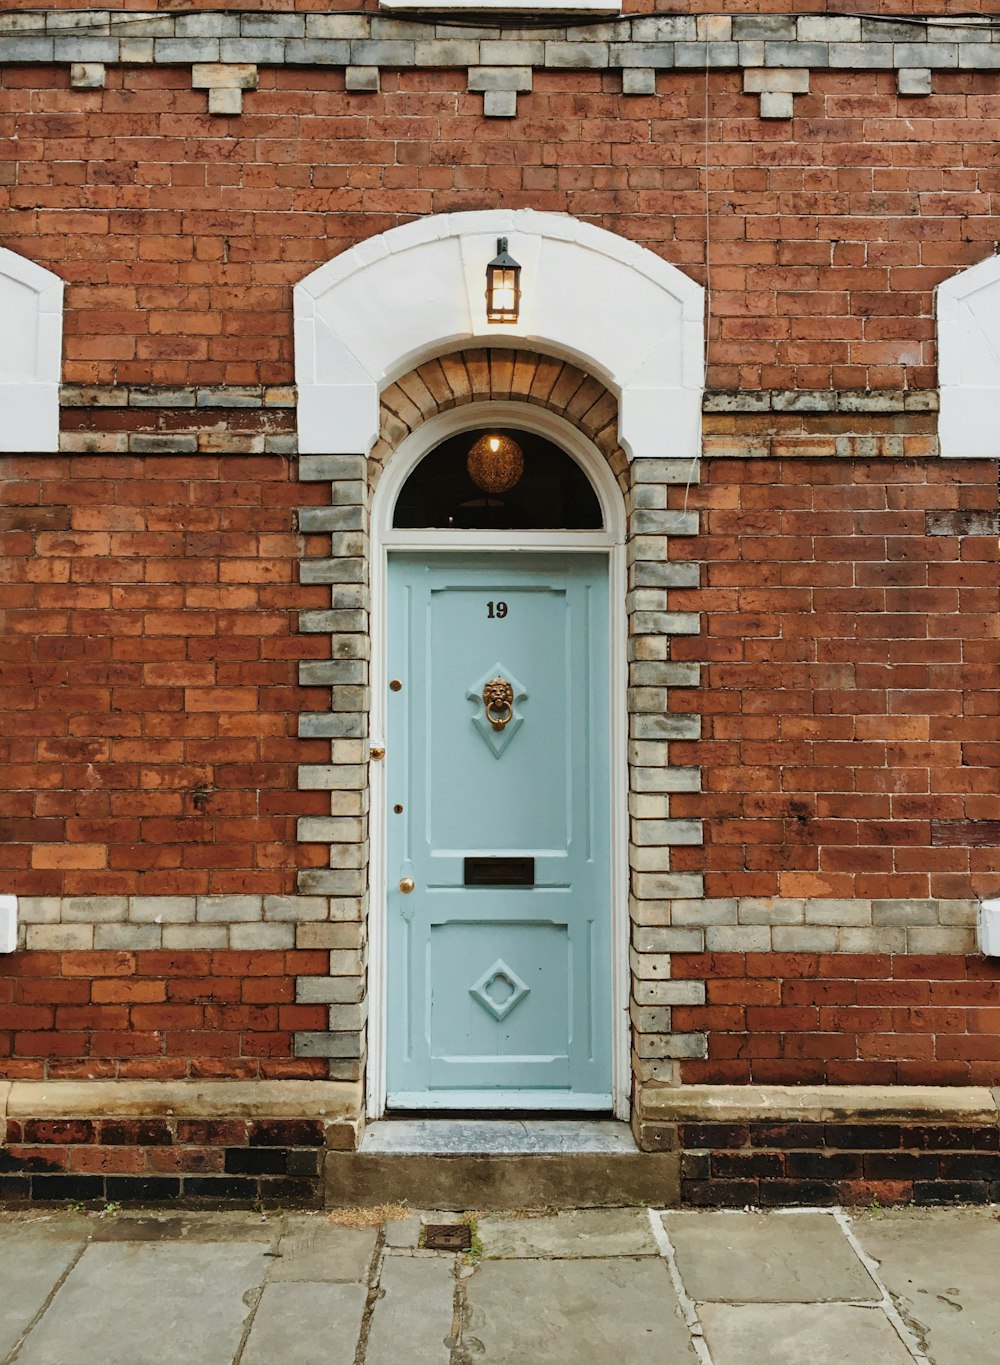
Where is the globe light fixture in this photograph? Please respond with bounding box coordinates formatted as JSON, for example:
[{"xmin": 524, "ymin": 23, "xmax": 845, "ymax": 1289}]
[
  {"xmin": 467, "ymin": 433, "xmax": 524, "ymax": 495},
  {"xmin": 486, "ymin": 238, "xmax": 521, "ymax": 324}
]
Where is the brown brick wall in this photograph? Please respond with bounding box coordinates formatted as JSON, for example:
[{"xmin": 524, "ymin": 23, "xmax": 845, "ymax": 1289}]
[
  {"xmin": 673, "ymin": 952, "xmax": 1000, "ymax": 1086},
  {"xmin": 1, "ymin": 65, "xmax": 998, "ymax": 393},
  {"xmin": 668, "ymin": 456, "xmax": 1000, "ymax": 902},
  {"xmin": 0, "ymin": 948, "xmax": 329, "ymax": 1080},
  {"xmin": 0, "ymin": 452, "xmax": 331, "ymax": 897}
]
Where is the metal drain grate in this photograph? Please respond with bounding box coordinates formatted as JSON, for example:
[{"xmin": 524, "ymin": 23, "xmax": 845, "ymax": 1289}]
[{"xmin": 423, "ymin": 1223, "xmax": 472, "ymax": 1251}]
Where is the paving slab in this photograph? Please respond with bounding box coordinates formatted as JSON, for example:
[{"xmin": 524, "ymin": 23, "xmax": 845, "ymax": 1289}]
[
  {"xmin": 477, "ymin": 1208, "xmax": 657, "ymax": 1259},
  {"xmin": 850, "ymin": 1208, "xmax": 1000, "ymax": 1365},
  {"xmin": 241, "ymin": 1282, "xmax": 367, "ymax": 1365},
  {"xmin": 272, "ymin": 1216, "xmax": 375, "ymax": 1282},
  {"xmin": 364, "ymin": 1253, "xmax": 456, "ymax": 1364},
  {"xmin": 662, "ymin": 1210, "xmax": 879, "ymax": 1302},
  {"xmin": 89, "ymin": 1211, "xmax": 276, "ymax": 1243},
  {"xmin": 0, "ymin": 1222, "xmax": 88, "ymax": 1360},
  {"xmin": 699, "ymin": 1302, "xmax": 915, "ymax": 1365},
  {"xmin": 464, "ymin": 1258, "xmax": 697, "ymax": 1364},
  {"xmin": 13, "ymin": 1241, "xmax": 269, "ymax": 1365}
]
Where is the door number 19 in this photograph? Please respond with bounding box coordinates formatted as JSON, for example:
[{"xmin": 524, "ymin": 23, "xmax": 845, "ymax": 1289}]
[{"xmin": 486, "ymin": 600, "xmax": 508, "ymax": 619}]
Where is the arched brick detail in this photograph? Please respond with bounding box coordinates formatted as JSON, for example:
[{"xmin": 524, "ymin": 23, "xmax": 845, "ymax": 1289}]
[{"xmin": 370, "ymin": 348, "xmax": 630, "ymax": 498}]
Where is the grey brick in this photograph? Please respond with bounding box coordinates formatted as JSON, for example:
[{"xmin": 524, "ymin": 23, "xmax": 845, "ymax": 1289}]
[
  {"xmin": 760, "ymin": 92, "xmax": 795, "ymax": 119},
  {"xmin": 612, "ymin": 41, "xmax": 674, "ymax": 68},
  {"xmin": 152, "ymin": 38, "xmax": 221, "ymax": 61},
  {"xmin": 861, "ymin": 19, "xmax": 916, "ymax": 42},
  {"xmin": 771, "ymin": 926, "xmax": 842, "ymax": 952},
  {"xmin": 798, "ymin": 17, "xmax": 861, "ymax": 43},
  {"xmin": 632, "ymin": 819, "xmax": 703, "ymax": 847},
  {"xmin": 0, "ymin": 37, "xmax": 54, "ymax": 60},
  {"xmin": 671, "ymin": 899, "xmax": 738, "ymax": 926},
  {"xmin": 622, "ymin": 67, "xmax": 656, "ymax": 95},
  {"xmin": 345, "ymin": 66, "xmax": 379, "ymax": 92},
  {"xmin": 297, "ymin": 976, "xmax": 365, "ymax": 1004},
  {"xmin": 732, "ymin": 15, "xmax": 796, "ymax": 41},
  {"xmin": 63, "ymin": 896, "xmax": 128, "ymax": 923},
  {"xmin": 305, "ymin": 15, "xmax": 370, "ymax": 39},
  {"xmin": 896, "ymin": 42, "xmax": 957, "ymax": 68},
  {"xmin": 635, "ymin": 979, "xmax": 705, "ymax": 1006},
  {"xmin": 483, "ymin": 90, "xmax": 517, "ymax": 118},
  {"xmin": 350, "ymin": 40, "xmax": 414, "ymax": 64},
  {"xmin": 283, "ymin": 39, "xmax": 351, "ymax": 65},
  {"xmin": 94, "ymin": 925, "xmax": 162, "ymax": 950},
  {"xmin": 230, "ymin": 923, "xmax": 296, "ymax": 950},
  {"xmin": 468, "ymin": 65, "xmax": 531, "ymax": 91},
  {"xmin": 295, "ymin": 1033, "xmax": 363, "ymax": 1059},
  {"xmin": 803, "ymin": 898, "xmax": 872, "ymax": 927},
  {"xmin": 632, "ymin": 872, "xmax": 703, "ymax": 900},
  {"xmin": 263, "ymin": 895, "xmax": 330, "ymax": 922},
  {"xmin": 631, "ymin": 1004, "xmax": 671, "ymax": 1033},
  {"xmin": 634, "ymin": 17, "xmax": 696, "ymax": 42},
  {"xmin": 300, "ymin": 558, "xmax": 366, "ymax": 584},
  {"xmin": 737, "ymin": 898, "xmax": 804, "ymax": 925},
  {"xmin": 297, "ymin": 870, "xmax": 367, "ymax": 896},
  {"xmin": 959, "ymin": 45, "xmax": 1000, "ymax": 70},
  {"xmin": 839, "ymin": 928, "xmax": 906, "ymax": 954},
  {"xmin": 704, "ymin": 926, "xmax": 770, "ymax": 952},
  {"xmin": 633, "ymin": 926, "xmax": 704, "ymax": 953},
  {"xmin": 630, "ymin": 714, "xmax": 701, "ymax": 742},
  {"xmin": 219, "ymin": 38, "xmax": 286, "ymax": 64},
  {"xmin": 543, "ymin": 42, "xmax": 609, "ymax": 68},
  {"xmin": 764, "ymin": 41, "xmax": 829, "ymax": 66},
  {"xmin": 480, "ymin": 40, "xmax": 543, "ymax": 64},
  {"xmin": 196, "ymin": 894, "xmax": 263, "ymax": 923},
  {"xmin": 872, "ymin": 898, "xmax": 941, "ymax": 926},
  {"xmin": 906, "ymin": 927, "xmax": 976, "ymax": 954},
  {"xmin": 54, "ymin": 38, "xmax": 117, "ymax": 62},
  {"xmin": 241, "ymin": 15, "xmax": 305, "ymax": 38},
  {"xmin": 162, "ymin": 925, "xmax": 228, "ymax": 950},
  {"xmin": 17, "ymin": 898, "xmax": 61, "ymax": 924},
  {"xmin": 298, "ymin": 506, "xmax": 366, "ymax": 533},
  {"xmin": 26, "ymin": 925, "xmax": 94, "ymax": 951},
  {"xmin": 630, "ymin": 766, "xmax": 701, "ymax": 794},
  {"xmin": 830, "ymin": 43, "xmax": 895, "ymax": 69},
  {"xmin": 413, "ymin": 40, "xmax": 480, "ymax": 65},
  {"xmin": 176, "ymin": 14, "xmax": 239, "ymax": 37},
  {"xmin": 298, "ymin": 660, "xmax": 366, "ymax": 686},
  {"xmin": 635, "ymin": 1033, "xmax": 706, "ymax": 1060}
]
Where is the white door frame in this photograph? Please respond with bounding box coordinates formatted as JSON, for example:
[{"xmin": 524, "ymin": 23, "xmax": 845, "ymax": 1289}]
[{"xmin": 366, "ymin": 402, "xmax": 630, "ymax": 1120}]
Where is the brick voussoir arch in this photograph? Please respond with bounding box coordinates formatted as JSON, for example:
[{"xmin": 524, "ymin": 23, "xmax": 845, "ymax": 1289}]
[{"xmin": 371, "ymin": 348, "xmax": 630, "ymax": 496}]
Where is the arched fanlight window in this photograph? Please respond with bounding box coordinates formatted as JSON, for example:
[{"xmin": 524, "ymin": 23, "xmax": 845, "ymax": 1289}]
[{"xmin": 392, "ymin": 427, "xmax": 604, "ymax": 530}]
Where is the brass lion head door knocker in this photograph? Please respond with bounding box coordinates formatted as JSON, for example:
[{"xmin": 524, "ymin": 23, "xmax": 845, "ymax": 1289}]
[
  {"xmin": 482, "ymin": 677, "xmax": 514, "ymax": 732},
  {"xmin": 467, "ymin": 664, "xmax": 527, "ymax": 757}
]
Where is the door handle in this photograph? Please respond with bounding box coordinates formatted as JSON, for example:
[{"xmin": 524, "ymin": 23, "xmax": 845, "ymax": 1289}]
[{"xmin": 399, "ymin": 877, "xmax": 415, "ymax": 894}]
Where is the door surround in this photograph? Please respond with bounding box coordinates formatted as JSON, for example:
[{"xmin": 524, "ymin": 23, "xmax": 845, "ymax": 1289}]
[{"xmin": 367, "ymin": 401, "xmax": 629, "ymax": 1119}]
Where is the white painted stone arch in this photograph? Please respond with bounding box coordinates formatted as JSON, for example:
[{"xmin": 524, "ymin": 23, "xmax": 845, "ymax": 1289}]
[
  {"xmin": 938, "ymin": 252, "xmax": 1000, "ymax": 458},
  {"xmin": 0, "ymin": 248, "xmax": 64, "ymax": 453},
  {"xmin": 294, "ymin": 210, "xmax": 704, "ymax": 461}
]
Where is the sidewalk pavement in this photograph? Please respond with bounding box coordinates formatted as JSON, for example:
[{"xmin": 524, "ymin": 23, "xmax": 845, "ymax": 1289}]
[{"xmin": 1, "ymin": 1203, "xmax": 998, "ymax": 1365}]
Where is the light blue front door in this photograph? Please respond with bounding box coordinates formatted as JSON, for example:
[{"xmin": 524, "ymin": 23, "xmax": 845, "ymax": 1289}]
[{"xmin": 385, "ymin": 552, "xmax": 612, "ymax": 1108}]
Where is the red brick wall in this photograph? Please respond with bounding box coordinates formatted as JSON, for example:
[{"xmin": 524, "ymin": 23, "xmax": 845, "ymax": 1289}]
[
  {"xmin": 0, "ymin": 453, "xmax": 331, "ymax": 898},
  {"xmin": 668, "ymin": 457, "xmax": 1000, "ymax": 903},
  {"xmin": 0, "ymin": 948, "xmax": 329, "ymax": 1080},
  {"xmin": 2, "ymin": 66, "xmax": 998, "ymax": 394},
  {"xmin": 674, "ymin": 952, "xmax": 1000, "ymax": 1086}
]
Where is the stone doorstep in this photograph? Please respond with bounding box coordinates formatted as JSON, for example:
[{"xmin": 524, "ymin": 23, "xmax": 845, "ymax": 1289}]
[{"xmin": 638, "ymin": 1084, "xmax": 1000, "ymax": 1126}]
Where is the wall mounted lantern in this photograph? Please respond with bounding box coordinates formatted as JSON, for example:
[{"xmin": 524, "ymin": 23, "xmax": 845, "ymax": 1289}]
[{"xmin": 486, "ymin": 238, "xmax": 521, "ymax": 324}]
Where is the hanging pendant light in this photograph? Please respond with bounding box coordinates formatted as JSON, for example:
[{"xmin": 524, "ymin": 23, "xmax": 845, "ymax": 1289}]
[{"xmin": 467, "ymin": 432, "xmax": 524, "ymax": 495}]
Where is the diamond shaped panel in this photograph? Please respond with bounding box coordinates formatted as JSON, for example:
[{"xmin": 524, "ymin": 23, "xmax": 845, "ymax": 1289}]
[
  {"xmin": 467, "ymin": 663, "xmax": 528, "ymax": 758},
  {"xmin": 469, "ymin": 958, "xmax": 530, "ymax": 1022}
]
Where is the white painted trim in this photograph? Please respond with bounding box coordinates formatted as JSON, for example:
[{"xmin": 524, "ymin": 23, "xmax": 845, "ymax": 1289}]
[
  {"xmin": 937, "ymin": 252, "xmax": 1000, "ymax": 457},
  {"xmin": 367, "ymin": 403, "xmax": 629, "ymax": 1120},
  {"xmin": 294, "ymin": 210, "xmax": 704, "ymax": 461},
  {"xmin": 0, "ymin": 248, "xmax": 64, "ymax": 453}
]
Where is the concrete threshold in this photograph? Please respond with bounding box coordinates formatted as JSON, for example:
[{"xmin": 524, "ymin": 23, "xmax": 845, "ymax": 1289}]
[{"xmin": 326, "ymin": 1118, "xmax": 679, "ymax": 1209}]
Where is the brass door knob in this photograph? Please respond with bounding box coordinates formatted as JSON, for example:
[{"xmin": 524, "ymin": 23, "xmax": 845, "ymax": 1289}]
[{"xmin": 399, "ymin": 877, "xmax": 415, "ymax": 894}]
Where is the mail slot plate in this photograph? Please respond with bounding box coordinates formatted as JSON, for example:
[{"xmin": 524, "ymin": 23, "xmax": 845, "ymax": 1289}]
[{"xmin": 463, "ymin": 856, "xmax": 535, "ymax": 887}]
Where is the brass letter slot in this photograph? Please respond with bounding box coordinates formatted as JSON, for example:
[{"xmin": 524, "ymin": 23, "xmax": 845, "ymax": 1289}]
[{"xmin": 463, "ymin": 856, "xmax": 535, "ymax": 887}]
